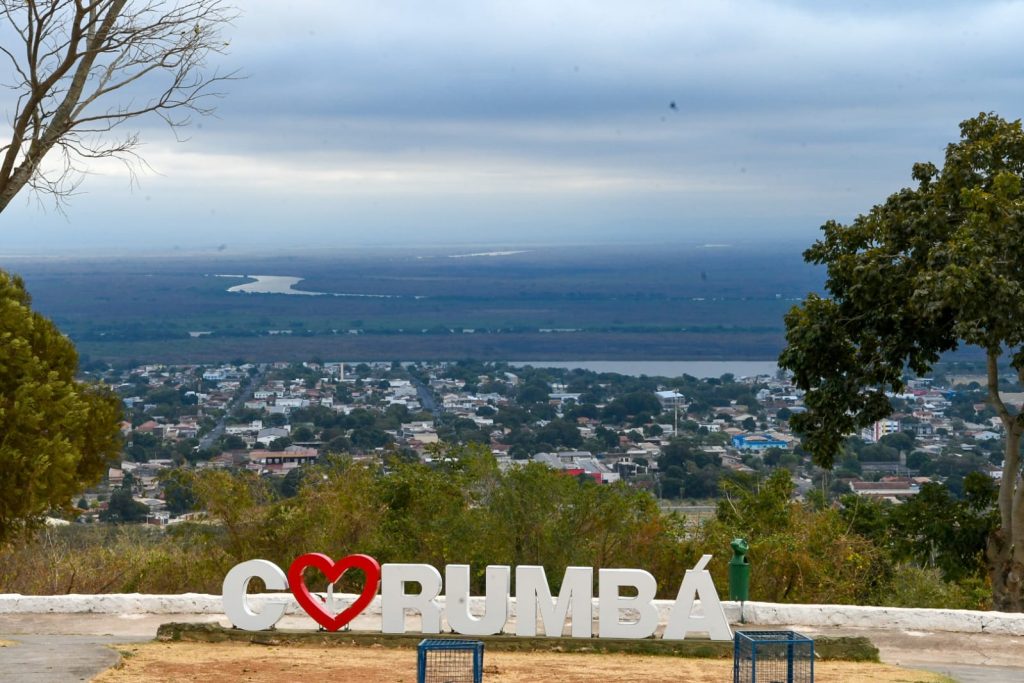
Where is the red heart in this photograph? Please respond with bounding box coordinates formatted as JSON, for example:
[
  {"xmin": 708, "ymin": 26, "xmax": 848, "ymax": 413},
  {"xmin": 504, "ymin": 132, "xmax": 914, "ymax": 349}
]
[{"xmin": 288, "ymin": 553, "xmax": 381, "ymax": 631}]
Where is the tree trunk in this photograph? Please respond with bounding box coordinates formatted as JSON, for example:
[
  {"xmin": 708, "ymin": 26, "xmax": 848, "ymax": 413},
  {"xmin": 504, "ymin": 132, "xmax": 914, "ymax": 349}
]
[
  {"xmin": 987, "ymin": 529, "xmax": 1024, "ymax": 611},
  {"xmin": 985, "ymin": 351, "xmax": 1023, "ymax": 611}
]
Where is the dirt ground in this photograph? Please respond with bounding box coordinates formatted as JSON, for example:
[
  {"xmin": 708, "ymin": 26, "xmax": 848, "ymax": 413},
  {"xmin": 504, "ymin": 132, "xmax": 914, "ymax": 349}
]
[{"xmin": 93, "ymin": 642, "xmax": 950, "ymax": 683}]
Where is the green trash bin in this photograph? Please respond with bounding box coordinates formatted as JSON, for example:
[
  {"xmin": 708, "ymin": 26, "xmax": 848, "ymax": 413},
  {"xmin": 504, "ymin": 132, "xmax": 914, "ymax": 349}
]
[{"xmin": 729, "ymin": 537, "xmax": 750, "ymax": 602}]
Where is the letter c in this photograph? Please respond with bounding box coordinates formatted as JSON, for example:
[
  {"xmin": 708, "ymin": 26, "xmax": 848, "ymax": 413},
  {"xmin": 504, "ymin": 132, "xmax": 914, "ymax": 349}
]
[{"xmin": 222, "ymin": 559, "xmax": 289, "ymax": 631}]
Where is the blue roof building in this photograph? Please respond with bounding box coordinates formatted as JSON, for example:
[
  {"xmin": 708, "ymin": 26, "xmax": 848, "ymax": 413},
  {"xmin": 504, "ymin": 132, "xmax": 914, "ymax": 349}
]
[{"xmin": 732, "ymin": 434, "xmax": 790, "ymax": 452}]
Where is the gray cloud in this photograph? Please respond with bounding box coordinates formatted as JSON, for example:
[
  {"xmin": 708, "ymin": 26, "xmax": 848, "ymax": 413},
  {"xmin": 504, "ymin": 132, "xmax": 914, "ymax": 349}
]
[{"xmin": 2, "ymin": 0, "xmax": 1024, "ymax": 251}]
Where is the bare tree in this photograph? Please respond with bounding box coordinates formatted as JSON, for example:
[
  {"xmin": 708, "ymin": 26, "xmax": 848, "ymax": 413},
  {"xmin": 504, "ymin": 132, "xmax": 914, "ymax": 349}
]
[{"xmin": 0, "ymin": 0, "xmax": 238, "ymax": 212}]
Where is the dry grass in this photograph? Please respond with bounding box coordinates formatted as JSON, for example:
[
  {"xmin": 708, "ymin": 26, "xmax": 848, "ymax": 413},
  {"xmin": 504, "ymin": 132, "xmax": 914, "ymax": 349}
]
[{"xmin": 95, "ymin": 641, "xmax": 948, "ymax": 683}]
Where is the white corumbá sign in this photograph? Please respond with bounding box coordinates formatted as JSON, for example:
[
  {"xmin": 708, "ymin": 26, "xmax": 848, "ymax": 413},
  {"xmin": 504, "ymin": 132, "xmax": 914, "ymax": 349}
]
[{"xmin": 221, "ymin": 553, "xmax": 732, "ymax": 641}]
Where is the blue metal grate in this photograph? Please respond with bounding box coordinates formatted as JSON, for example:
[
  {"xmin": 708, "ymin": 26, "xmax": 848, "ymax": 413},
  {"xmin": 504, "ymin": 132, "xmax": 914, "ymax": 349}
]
[
  {"xmin": 734, "ymin": 630, "xmax": 814, "ymax": 683},
  {"xmin": 417, "ymin": 639, "xmax": 485, "ymax": 683}
]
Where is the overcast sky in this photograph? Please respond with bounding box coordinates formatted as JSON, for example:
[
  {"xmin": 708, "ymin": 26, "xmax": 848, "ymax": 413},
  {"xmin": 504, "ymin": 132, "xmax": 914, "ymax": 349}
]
[{"xmin": 4, "ymin": 0, "xmax": 1024, "ymax": 253}]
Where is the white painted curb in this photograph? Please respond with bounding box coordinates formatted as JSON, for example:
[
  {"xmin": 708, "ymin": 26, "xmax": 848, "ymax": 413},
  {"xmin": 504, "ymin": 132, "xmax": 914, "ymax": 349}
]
[
  {"xmin": 1, "ymin": 594, "xmax": 1023, "ymax": 635},
  {"xmin": 729, "ymin": 601, "xmax": 1024, "ymax": 636}
]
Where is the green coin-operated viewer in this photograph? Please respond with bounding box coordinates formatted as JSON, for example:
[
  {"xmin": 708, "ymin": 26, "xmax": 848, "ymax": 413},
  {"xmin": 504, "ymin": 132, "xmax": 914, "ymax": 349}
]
[{"xmin": 729, "ymin": 538, "xmax": 750, "ymax": 622}]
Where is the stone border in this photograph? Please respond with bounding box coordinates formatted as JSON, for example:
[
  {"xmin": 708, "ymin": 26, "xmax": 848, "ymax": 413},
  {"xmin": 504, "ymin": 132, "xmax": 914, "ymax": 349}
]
[
  {"xmin": 1, "ymin": 594, "xmax": 1022, "ymax": 635},
  {"xmin": 154, "ymin": 622, "xmax": 881, "ymax": 662}
]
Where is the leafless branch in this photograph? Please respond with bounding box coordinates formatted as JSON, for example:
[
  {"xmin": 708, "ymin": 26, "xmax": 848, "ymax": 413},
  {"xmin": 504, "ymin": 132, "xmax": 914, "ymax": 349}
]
[{"xmin": 0, "ymin": 0, "xmax": 239, "ymax": 213}]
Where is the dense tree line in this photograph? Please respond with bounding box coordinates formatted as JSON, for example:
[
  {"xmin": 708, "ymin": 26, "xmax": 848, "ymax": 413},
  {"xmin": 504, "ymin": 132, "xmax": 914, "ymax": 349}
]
[{"xmin": 0, "ymin": 445, "xmax": 993, "ymax": 609}]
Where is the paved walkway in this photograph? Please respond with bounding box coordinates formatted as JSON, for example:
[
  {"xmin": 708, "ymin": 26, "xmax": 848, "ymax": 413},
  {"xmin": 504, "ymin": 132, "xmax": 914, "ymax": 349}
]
[
  {"xmin": 0, "ymin": 614, "xmax": 210, "ymax": 682},
  {"xmin": 2, "ymin": 613, "xmax": 1023, "ymax": 682},
  {"xmin": 919, "ymin": 664, "xmax": 1024, "ymax": 682},
  {"xmin": 0, "ymin": 635, "xmax": 145, "ymax": 683},
  {"xmin": 791, "ymin": 624, "xmax": 1024, "ymax": 682}
]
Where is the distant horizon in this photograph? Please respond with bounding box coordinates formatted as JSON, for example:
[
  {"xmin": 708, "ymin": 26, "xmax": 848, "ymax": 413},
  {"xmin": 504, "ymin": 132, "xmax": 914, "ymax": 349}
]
[{"xmin": 0, "ymin": 236, "xmax": 816, "ymax": 260}]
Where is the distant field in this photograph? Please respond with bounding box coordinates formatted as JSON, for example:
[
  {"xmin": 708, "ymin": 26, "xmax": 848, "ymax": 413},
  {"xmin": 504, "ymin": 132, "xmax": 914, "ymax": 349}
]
[
  {"xmin": 72, "ymin": 330, "xmax": 787, "ymax": 364},
  {"xmin": 4, "ymin": 244, "xmax": 822, "ymax": 363}
]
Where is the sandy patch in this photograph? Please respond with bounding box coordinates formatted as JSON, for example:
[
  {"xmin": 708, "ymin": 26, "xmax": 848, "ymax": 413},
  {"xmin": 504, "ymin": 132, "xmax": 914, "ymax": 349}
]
[{"xmin": 95, "ymin": 642, "xmax": 948, "ymax": 683}]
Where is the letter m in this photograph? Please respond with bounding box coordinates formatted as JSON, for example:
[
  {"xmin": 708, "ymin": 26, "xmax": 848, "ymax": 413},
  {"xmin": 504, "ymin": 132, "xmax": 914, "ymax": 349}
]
[{"xmin": 515, "ymin": 566, "xmax": 593, "ymax": 638}]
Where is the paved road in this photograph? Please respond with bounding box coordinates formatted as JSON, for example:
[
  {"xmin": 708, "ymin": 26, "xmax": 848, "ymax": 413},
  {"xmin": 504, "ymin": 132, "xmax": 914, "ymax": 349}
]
[
  {"xmin": 410, "ymin": 375, "xmax": 440, "ymax": 415},
  {"xmin": 198, "ymin": 364, "xmax": 267, "ymax": 451}
]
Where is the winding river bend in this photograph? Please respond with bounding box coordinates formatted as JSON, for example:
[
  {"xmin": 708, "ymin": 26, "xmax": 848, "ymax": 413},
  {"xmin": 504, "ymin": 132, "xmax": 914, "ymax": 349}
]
[{"xmin": 218, "ymin": 274, "xmax": 400, "ymax": 298}]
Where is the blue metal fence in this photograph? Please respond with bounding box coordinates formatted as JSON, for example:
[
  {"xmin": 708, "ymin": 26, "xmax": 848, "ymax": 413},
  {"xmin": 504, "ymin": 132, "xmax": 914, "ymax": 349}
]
[
  {"xmin": 417, "ymin": 638, "xmax": 485, "ymax": 683},
  {"xmin": 734, "ymin": 630, "xmax": 814, "ymax": 683}
]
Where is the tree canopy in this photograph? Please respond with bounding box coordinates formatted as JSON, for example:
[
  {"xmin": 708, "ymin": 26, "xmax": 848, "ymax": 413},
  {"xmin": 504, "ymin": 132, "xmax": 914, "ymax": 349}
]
[
  {"xmin": 780, "ymin": 112, "xmax": 1024, "ymax": 610},
  {"xmin": 0, "ymin": 271, "xmax": 121, "ymax": 544}
]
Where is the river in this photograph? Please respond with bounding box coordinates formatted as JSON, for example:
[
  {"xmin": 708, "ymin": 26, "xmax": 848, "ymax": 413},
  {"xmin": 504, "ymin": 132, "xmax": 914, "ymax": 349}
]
[
  {"xmin": 510, "ymin": 360, "xmax": 779, "ymax": 378},
  {"xmin": 219, "ymin": 274, "xmax": 399, "ymax": 298}
]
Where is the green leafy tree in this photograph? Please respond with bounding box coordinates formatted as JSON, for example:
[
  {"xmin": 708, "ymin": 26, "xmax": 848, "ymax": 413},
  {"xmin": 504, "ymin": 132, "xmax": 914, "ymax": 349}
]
[
  {"xmin": 516, "ymin": 380, "xmax": 550, "ymax": 405},
  {"xmin": 219, "ymin": 434, "xmax": 247, "ymax": 450},
  {"xmin": 879, "ymin": 431, "xmax": 915, "ymax": 454},
  {"xmin": 890, "ymin": 474, "xmax": 998, "ymax": 583},
  {"xmin": 780, "ymin": 113, "xmax": 1024, "ymax": 610},
  {"xmin": 535, "ymin": 419, "xmax": 583, "ymax": 449},
  {"xmin": 907, "ymin": 450, "xmax": 930, "ymax": 470},
  {"xmin": 351, "ymin": 426, "xmax": 390, "ymax": 450},
  {"xmin": 277, "ymin": 466, "xmax": 306, "ymax": 499},
  {"xmin": 159, "ymin": 469, "xmax": 197, "ymax": 516},
  {"xmin": 191, "ymin": 469, "xmax": 274, "ymax": 560},
  {"xmin": 839, "ymin": 474, "xmax": 997, "ymax": 606},
  {"xmin": 267, "ymin": 436, "xmax": 292, "ymax": 452},
  {"xmin": 708, "ymin": 469, "xmax": 886, "ymax": 603},
  {"xmin": 324, "ymin": 435, "xmax": 352, "ymax": 453},
  {"xmin": 0, "ymin": 272, "xmax": 121, "ymax": 544},
  {"xmin": 594, "ymin": 425, "xmax": 620, "ymax": 449},
  {"xmin": 100, "ymin": 486, "xmax": 148, "ymax": 523},
  {"xmin": 290, "ymin": 425, "xmax": 315, "ymax": 442}
]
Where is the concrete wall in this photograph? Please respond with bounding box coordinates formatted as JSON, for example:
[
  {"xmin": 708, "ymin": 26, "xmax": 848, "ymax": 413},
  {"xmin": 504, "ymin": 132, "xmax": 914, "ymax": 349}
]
[{"xmin": 2, "ymin": 593, "xmax": 1023, "ymax": 636}]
